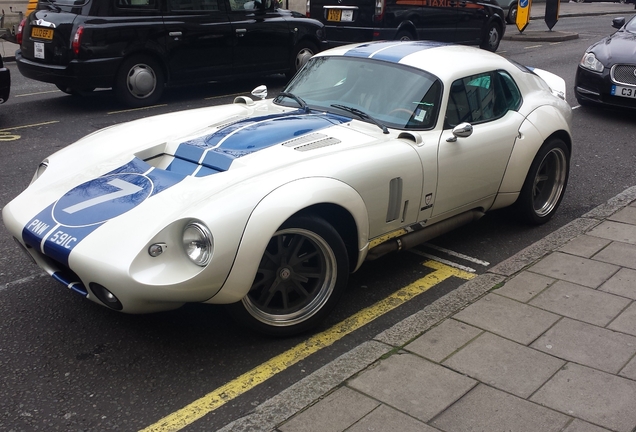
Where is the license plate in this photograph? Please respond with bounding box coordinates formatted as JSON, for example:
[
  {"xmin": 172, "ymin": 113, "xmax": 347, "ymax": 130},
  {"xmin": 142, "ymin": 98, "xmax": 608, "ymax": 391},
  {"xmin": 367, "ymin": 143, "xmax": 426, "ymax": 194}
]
[
  {"xmin": 611, "ymin": 85, "xmax": 636, "ymax": 99},
  {"xmin": 327, "ymin": 9, "xmax": 353, "ymax": 22},
  {"xmin": 31, "ymin": 27, "xmax": 54, "ymax": 40}
]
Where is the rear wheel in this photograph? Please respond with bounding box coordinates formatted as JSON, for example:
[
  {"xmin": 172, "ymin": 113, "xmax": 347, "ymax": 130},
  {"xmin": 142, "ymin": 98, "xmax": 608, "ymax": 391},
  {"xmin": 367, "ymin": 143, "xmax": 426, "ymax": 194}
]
[
  {"xmin": 480, "ymin": 21, "xmax": 502, "ymax": 52},
  {"xmin": 516, "ymin": 138, "xmax": 570, "ymax": 225},
  {"xmin": 286, "ymin": 41, "xmax": 317, "ymax": 80},
  {"xmin": 115, "ymin": 55, "xmax": 164, "ymax": 108},
  {"xmin": 395, "ymin": 30, "xmax": 415, "ymax": 41},
  {"xmin": 226, "ymin": 216, "xmax": 349, "ymax": 336},
  {"xmin": 506, "ymin": 4, "xmax": 517, "ymax": 24}
]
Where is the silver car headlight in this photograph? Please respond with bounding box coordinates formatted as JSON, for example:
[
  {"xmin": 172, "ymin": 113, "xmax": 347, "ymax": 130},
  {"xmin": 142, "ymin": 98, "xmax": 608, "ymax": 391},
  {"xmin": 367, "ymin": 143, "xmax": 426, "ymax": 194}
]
[
  {"xmin": 182, "ymin": 222, "xmax": 213, "ymax": 266},
  {"xmin": 580, "ymin": 52, "xmax": 604, "ymax": 73}
]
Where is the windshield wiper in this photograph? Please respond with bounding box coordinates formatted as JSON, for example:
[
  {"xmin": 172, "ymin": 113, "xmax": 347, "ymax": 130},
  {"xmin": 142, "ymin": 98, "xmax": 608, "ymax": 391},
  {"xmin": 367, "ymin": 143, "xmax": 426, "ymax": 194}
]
[
  {"xmin": 278, "ymin": 92, "xmax": 309, "ymax": 112},
  {"xmin": 41, "ymin": 0, "xmax": 61, "ymax": 12},
  {"xmin": 330, "ymin": 104, "xmax": 389, "ymax": 134}
]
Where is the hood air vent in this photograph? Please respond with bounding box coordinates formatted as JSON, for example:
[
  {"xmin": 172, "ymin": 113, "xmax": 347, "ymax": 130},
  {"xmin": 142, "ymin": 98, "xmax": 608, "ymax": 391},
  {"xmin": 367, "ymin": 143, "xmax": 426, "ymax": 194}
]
[{"xmin": 283, "ymin": 133, "xmax": 342, "ymax": 152}]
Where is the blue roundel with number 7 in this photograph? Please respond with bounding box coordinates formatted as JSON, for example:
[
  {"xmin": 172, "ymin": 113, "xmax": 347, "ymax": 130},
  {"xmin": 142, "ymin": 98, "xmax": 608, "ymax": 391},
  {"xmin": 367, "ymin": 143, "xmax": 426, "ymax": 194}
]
[{"xmin": 53, "ymin": 174, "xmax": 153, "ymax": 227}]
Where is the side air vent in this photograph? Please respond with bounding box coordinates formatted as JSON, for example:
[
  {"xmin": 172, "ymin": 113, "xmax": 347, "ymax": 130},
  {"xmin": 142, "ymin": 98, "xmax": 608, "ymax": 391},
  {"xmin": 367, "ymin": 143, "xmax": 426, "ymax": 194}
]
[{"xmin": 386, "ymin": 177, "xmax": 403, "ymax": 222}]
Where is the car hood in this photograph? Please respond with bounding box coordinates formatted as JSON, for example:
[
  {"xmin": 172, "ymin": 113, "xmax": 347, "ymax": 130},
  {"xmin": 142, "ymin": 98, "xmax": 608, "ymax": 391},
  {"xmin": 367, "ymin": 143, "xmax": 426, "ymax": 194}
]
[
  {"xmin": 589, "ymin": 30, "xmax": 636, "ymax": 65},
  {"xmin": 7, "ymin": 100, "xmax": 384, "ymax": 267}
]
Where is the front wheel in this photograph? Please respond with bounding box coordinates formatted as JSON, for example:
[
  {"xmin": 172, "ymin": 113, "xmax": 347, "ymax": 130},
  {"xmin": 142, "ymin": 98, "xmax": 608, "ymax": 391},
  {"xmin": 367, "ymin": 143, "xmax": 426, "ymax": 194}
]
[
  {"xmin": 115, "ymin": 55, "xmax": 165, "ymax": 108},
  {"xmin": 286, "ymin": 41, "xmax": 318, "ymax": 80},
  {"xmin": 506, "ymin": 5, "xmax": 517, "ymax": 24},
  {"xmin": 516, "ymin": 138, "xmax": 570, "ymax": 225},
  {"xmin": 480, "ymin": 22, "xmax": 502, "ymax": 52},
  {"xmin": 226, "ymin": 216, "xmax": 349, "ymax": 336}
]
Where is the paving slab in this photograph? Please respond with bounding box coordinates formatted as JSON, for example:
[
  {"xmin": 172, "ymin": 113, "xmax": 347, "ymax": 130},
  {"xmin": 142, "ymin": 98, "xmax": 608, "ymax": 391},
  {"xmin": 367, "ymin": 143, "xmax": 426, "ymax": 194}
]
[
  {"xmin": 430, "ymin": 384, "xmax": 571, "ymax": 432},
  {"xmin": 529, "ymin": 280, "xmax": 630, "ymax": 327},
  {"xmin": 404, "ymin": 318, "xmax": 482, "ymax": 363},
  {"xmin": 563, "ymin": 419, "xmax": 612, "ymax": 432},
  {"xmin": 598, "ymin": 267, "xmax": 636, "ymax": 300},
  {"xmin": 494, "ymin": 270, "xmax": 554, "ymax": 303},
  {"xmin": 619, "ymin": 355, "xmax": 636, "ymax": 381},
  {"xmin": 278, "ymin": 387, "xmax": 379, "ymax": 432},
  {"xmin": 530, "ymin": 363, "xmax": 636, "ymax": 432},
  {"xmin": 593, "ymin": 241, "xmax": 636, "ymax": 270},
  {"xmin": 453, "ymin": 293, "xmax": 560, "ymax": 345},
  {"xmin": 347, "ymin": 353, "xmax": 476, "ymax": 422},
  {"xmin": 346, "ymin": 405, "xmax": 437, "ymax": 432},
  {"xmin": 531, "ymin": 318, "xmax": 636, "ymax": 374},
  {"xmin": 442, "ymin": 332, "xmax": 565, "ymax": 398},
  {"xmin": 588, "ymin": 220, "xmax": 636, "ymax": 245},
  {"xmin": 558, "ymin": 235, "xmax": 612, "ymax": 258},
  {"xmin": 608, "ymin": 302, "xmax": 636, "ymax": 337},
  {"xmin": 608, "ymin": 205, "xmax": 636, "ymax": 225},
  {"xmin": 528, "ymin": 252, "xmax": 619, "ymax": 288}
]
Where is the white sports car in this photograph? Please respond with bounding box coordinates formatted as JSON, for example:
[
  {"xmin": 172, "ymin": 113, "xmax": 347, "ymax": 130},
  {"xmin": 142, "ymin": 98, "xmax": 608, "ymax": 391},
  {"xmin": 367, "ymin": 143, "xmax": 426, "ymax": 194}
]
[{"xmin": 3, "ymin": 42, "xmax": 572, "ymax": 336}]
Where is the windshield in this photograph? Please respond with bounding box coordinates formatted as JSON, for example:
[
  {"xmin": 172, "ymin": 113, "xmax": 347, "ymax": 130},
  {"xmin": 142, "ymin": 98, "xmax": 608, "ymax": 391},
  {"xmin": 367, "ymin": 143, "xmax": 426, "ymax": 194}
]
[
  {"xmin": 46, "ymin": 0, "xmax": 90, "ymax": 6},
  {"xmin": 626, "ymin": 17, "xmax": 636, "ymax": 32},
  {"xmin": 278, "ymin": 56, "xmax": 442, "ymax": 130}
]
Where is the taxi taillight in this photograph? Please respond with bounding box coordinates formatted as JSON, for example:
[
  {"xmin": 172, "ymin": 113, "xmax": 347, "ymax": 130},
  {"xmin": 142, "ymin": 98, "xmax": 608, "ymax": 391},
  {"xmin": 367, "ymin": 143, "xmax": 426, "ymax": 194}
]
[
  {"xmin": 16, "ymin": 18, "xmax": 26, "ymax": 45},
  {"xmin": 306, "ymin": 0, "xmax": 310, "ymax": 17},
  {"xmin": 72, "ymin": 26, "xmax": 84, "ymax": 56},
  {"xmin": 374, "ymin": 0, "xmax": 385, "ymax": 22}
]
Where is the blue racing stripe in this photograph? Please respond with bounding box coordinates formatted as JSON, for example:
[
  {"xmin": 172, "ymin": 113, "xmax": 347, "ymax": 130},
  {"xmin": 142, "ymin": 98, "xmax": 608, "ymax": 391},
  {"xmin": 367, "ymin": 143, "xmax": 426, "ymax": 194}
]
[
  {"xmin": 22, "ymin": 157, "xmax": 188, "ymax": 267},
  {"xmin": 343, "ymin": 41, "xmax": 447, "ymax": 63}
]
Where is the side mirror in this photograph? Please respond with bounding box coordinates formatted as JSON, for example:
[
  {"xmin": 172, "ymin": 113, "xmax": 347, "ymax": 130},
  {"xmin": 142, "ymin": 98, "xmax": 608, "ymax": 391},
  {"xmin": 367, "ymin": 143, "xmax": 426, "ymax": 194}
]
[
  {"xmin": 446, "ymin": 122, "xmax": 473, "ymax": 142},
  {"xmin": 612, "ymin": 17, "xmax": 625, "ymax": 29},
  {"xmin": 251, "ymin": 85, "xmax": 268, "ymax": 100}
]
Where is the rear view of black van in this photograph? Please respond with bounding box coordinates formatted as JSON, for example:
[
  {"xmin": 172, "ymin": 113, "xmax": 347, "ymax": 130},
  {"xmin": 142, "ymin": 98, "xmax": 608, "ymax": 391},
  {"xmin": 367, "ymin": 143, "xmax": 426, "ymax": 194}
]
[{"xmin": 307, "ymin": 0, "xmax": 505, "ymax": 52}]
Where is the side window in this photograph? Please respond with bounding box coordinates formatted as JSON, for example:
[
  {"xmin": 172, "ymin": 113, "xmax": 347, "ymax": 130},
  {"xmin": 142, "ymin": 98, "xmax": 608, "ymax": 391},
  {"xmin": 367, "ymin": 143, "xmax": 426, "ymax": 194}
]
[
  {"xmin": 229, "ymin": 0, "xmax": 268, "ymax": 10},
  {"xmin": 495, "ymin": 70, "xmax": 522, "ymax": 112},
  {"xmin": 116, "ymin": 0, "xmax": 158, "ymax": 8},
  {"xmin": 445, "ymin": 71, "xmax": 512, "ymax": 128},
  {"xmin": 169, "ymin": 0, "xmax": 220, "ymax": 11}
]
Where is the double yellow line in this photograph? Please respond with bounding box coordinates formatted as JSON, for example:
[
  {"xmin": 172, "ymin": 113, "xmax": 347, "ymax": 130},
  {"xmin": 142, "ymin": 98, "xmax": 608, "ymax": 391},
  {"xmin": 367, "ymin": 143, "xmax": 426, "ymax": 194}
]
[{"xmin": 141, "ymin": 260, "xmax": 474, "ymax": 432}]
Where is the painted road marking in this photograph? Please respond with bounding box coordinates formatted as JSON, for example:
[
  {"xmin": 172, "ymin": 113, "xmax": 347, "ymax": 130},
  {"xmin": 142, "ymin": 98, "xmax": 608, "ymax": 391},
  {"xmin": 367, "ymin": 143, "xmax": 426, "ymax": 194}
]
[
  {"xmin": 422, "ymin": 244, "xmax": 490, "ymax": 267},
  {"xmin": 107, "ymin": 104, "xmax": 168, "ymax": 115},
  {"xmin": 140, "ymin": 260, "xmax": 474, "ymax": 432},
  {"xmin": 0, "ymin": 120, "xmax": 59, "ymax": 132},
  {"xmin": 409, "ymin": 250, "xmax": 477, "ymax": 273}
]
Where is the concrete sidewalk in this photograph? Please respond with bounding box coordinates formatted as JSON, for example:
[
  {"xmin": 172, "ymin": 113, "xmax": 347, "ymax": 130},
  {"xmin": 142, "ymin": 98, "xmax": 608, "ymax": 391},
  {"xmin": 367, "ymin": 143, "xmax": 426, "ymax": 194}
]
[{"xmin": 220, "ymin": 191, "xmax": 636, "ymax": 432}]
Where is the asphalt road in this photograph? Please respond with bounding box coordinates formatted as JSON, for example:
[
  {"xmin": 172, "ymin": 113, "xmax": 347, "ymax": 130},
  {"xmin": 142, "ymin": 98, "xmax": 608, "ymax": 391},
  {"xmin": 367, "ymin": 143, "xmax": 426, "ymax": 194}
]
[{"xmin": 1, "ymin": 14, "xmax": 636, "ymax": 431}]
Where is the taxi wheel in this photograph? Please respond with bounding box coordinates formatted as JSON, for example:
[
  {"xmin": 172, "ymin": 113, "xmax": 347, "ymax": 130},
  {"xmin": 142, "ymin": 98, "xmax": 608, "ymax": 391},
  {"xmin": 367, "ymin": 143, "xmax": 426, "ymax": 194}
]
[
  {"xmin": 115, "ymin": 55, "xmax": 165, "ymax": 108},
  {"xmin": 227, "ymin": 215, "xmax": 349, "ymax": 337},
  {"xmin": 516, "ymin": 138, "xmax": 570, "ymax": 225},
  {"xmin": 507, "ymin": 5, "xmax": 517, "ymax": 24},
  {"xmin": 286, "ymin": 41, "xmax": 317, "ymax": 79},
  {"xmin": 395, "ymin": 30, "xmax": 415, "ymax": 41},
  {"xmin": 480, "ymin": 22, "xmax": 502, "ymax": 52}
]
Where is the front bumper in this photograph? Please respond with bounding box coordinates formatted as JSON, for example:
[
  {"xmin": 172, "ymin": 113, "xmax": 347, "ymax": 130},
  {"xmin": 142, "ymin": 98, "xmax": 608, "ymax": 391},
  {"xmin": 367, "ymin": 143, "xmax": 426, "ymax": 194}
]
[
  {"xmin": 574, "ymin": 65, "xmax": 636, "ymax": 109},
  {"xmin": 15, "ymin": 50, "xmax": 121, "ymax": 89},
  {"xmin": 0, "ymin": 65, "xmax": 9, "ymax": 103}
]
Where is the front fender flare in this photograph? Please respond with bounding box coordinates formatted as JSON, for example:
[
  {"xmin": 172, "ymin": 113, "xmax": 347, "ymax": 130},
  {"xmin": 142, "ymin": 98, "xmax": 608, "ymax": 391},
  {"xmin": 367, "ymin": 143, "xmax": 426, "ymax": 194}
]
[{"xmin": 208, "ymin": 177, "xmax": 369, "ymax": 304}]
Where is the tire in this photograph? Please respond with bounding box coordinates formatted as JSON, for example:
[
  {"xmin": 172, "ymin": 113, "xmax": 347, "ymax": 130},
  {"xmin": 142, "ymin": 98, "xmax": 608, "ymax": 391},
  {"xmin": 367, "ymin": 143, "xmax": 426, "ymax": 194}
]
[
  {"xmin": 55, "ymin": 84, "xmax": 95, "ymax": 96},
  {"xmin": 395, "ymin": 30, "xmax": 415, "ymax": 41},
  {"xmin": 516, "ymin": 138, "xmax": 570, "ymax": 225},
  {"xmin": 115, "ymin": 55, "xmax": 165, "ymax": 108},
  {"xmin": 506, "ymin": 5, "xmax": 517, "ymax": 24},
  {"xmin": 285, "ymin": 41, "xmax": 317, "ymax": 80},
  {"xmin": 226, "ymin": 216, "xmax": 349, "ymax": 336},
  {"xmin": 480, "ymin": 21, "xmax": 502, "ymax": 52}
]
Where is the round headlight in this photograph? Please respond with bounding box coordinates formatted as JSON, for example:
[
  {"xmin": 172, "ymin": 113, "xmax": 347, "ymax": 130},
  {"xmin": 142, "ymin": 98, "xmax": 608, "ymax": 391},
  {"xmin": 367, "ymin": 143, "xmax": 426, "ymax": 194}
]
[
  {"xmin": 182, "ymin": 222, "xmax": 213, "ymax": 266},
  {"xmin": 580, "ymin": 52, "xmax": 604, "ymax": 73}
]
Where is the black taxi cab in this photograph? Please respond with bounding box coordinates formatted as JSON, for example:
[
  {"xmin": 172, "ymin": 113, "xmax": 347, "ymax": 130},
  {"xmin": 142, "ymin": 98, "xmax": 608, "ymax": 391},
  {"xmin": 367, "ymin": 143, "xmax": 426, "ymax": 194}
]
[
  {"xmin": 15, "ymin": 0, "xmax": 327, "ymax": 107},
  {"xmin": 307, "ymin": 0, "xmax": 505, "ymax": 52}
]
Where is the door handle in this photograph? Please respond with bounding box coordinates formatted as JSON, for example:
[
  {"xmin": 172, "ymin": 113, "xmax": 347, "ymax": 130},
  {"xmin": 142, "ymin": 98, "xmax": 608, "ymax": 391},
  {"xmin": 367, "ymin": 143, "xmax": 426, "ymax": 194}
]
[
  {"xmin": 236, "ymin": 28, "xmax": 247, "ymax": 37},
  {"xmin": 169, "ymin": 31, "xmax": 182, "ymax": 37}
]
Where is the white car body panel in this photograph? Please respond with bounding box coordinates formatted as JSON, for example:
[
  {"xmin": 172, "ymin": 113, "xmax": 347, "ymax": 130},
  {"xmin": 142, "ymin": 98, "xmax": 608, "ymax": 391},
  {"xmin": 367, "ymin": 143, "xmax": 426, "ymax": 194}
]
[{"xmin": 2, "ymin": 42, "xmax": 573, "ymax": 331}]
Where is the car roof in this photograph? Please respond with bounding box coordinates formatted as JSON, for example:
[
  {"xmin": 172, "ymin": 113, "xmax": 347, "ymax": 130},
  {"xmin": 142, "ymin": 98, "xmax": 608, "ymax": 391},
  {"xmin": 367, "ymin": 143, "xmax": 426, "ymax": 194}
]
[{"xmin": 315, "ymin": 41, "xmax": 514, "ymax": 82}]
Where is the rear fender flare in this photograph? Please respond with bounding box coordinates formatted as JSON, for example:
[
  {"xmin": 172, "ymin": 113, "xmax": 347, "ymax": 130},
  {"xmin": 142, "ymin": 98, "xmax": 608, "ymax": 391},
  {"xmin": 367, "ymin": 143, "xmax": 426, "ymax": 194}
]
[{"xmin": 210, "ymin": 177, "xmax": 369, "ymax": 304}]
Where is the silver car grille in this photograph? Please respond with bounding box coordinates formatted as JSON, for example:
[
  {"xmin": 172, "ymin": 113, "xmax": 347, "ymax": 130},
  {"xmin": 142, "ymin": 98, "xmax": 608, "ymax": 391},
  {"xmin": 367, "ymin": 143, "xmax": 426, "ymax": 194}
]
[{"xmin": 611, "ymin": 64, "xmax": 636, "ymax": 86}]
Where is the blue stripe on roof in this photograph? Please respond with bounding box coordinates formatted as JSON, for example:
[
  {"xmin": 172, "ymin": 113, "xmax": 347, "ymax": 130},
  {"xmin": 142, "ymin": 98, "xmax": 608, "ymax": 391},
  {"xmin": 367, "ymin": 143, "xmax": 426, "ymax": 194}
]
[{"xmin": 343, "ymin": 41, "xmax": 448, "ymax": 63}]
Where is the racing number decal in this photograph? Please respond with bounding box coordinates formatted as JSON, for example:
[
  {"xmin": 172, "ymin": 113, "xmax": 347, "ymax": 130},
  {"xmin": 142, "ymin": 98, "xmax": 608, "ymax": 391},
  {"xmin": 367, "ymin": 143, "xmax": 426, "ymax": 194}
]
[
  {"xmin": 62, "ymin": 179, "xmax": 144, "ymax": 214},
  {"xmin": 53, "ymin": 173, "xmax": 153, "ymax": 227}
]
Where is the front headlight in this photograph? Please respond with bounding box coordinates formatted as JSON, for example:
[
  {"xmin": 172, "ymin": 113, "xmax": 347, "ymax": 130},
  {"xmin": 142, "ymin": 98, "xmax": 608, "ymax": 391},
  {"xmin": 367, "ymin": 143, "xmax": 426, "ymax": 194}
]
[
  {"xmin": 580, "ymin": 52, "xmax": 604, "ymax": 73},
  {"xmin": 182, "ymin": 222, "xmax": 213, "ymax": 266}
]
